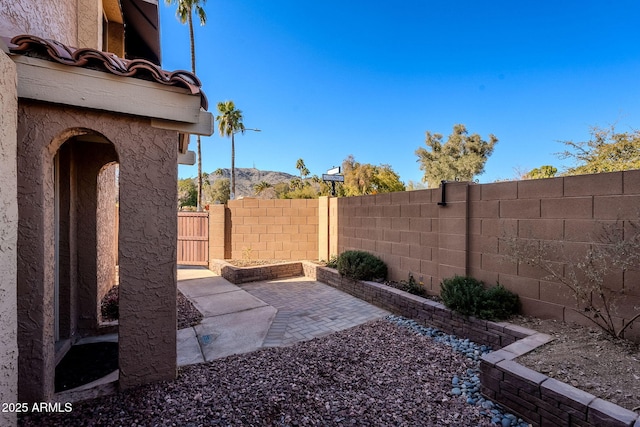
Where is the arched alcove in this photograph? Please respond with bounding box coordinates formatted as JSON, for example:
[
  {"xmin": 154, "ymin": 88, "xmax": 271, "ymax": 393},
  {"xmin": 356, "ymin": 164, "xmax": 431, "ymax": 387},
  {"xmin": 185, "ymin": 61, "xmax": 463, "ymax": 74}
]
[{"xmin": 18, "ymin": 100, "xmax": 178, "ymax": 403}]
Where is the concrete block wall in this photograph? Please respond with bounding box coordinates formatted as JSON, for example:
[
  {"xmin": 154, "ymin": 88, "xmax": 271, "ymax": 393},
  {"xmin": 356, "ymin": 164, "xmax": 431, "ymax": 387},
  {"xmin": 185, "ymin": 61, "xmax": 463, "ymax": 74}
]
[
  {"xmin": 337, "ymin": 182, "xmax": 470, "ymax": 292},
  {"xmin": 210, "ymin": 198, "xmax": 318, "ymax": 261},
  {"xmin": 467, "ymin": 171, "xmax": 640, "ymax": 339},
  {"xmin": 336, "ymin": 171, "xmax": 640, "ymax": 340},
  {"xmin": 206, "ymin": 171, "xmax": 640, "ymax": 339}
]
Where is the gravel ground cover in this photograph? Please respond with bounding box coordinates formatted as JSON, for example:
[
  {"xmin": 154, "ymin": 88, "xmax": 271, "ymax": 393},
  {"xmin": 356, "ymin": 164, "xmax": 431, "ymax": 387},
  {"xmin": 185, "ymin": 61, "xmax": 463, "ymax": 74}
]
[
  {"xmin": 20, "ymin": 318, "xmax": 528, "ymax": 427},
  {"xmin": 177, "ymin": 290, "xmax": 203, "ymax": 329}
]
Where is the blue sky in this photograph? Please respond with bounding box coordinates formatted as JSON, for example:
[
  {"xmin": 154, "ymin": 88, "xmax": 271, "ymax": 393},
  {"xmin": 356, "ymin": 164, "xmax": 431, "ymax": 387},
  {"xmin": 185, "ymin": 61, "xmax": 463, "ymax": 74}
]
[{"xmin": 161, "ymin": 1, "xmax": 640, "ymax": 186}]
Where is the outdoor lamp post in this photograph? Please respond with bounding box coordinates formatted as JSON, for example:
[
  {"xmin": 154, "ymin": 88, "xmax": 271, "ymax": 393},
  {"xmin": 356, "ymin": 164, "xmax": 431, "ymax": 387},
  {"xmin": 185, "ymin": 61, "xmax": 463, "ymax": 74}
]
[{"xmin": 230, "ymin": 128, "xmax": 261, "ymax": 200}]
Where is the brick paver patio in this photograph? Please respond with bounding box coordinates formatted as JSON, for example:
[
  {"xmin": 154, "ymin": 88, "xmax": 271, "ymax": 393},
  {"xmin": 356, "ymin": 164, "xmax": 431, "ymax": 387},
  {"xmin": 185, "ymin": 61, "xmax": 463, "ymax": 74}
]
[{"xmin": 239, "ymin": 277, "xmax": 390, "ymax": 347}]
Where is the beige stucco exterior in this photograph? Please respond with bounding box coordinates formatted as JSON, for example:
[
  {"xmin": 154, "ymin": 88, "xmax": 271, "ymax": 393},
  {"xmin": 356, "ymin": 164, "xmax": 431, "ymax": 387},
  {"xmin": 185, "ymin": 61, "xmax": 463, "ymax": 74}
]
[
  {"xmin": 0, "ymin": 48, "xmax": 18, "ymax": 427},
  {"xmin": 1, "ymin": 0, "xmax": 207, "ymax": 417},
  {"xmin": 0, "ymin": 0, "xmax": 150, "ymax": 59},
  {"xmin": 17, "ymin": 99, "xmax": 179, "ymax": 401},
  {"xmin": 0, "ymin": 1, "xmax": 78, "ymax": 47},
  {"xmin": 77, "ymin": 0, "xmax": 103, "ymax": 50}
]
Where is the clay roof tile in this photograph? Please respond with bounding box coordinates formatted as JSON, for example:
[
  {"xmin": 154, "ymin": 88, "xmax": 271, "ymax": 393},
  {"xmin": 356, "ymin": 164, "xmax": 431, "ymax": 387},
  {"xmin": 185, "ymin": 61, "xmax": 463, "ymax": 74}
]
[{"xmin": 4, "ymin": 34, "xmax": 208, "ymax": 110}]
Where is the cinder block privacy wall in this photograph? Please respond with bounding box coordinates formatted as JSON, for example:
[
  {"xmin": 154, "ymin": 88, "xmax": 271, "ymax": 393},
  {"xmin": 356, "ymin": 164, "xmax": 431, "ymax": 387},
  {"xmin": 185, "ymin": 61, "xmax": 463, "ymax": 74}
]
[
  {"xmin": 209, "ymin": 170, "xmax": 640, "ymax": 340},
  {"xmin": 209, "ymin": 198, "xmax": 319, "ymax": 260}
]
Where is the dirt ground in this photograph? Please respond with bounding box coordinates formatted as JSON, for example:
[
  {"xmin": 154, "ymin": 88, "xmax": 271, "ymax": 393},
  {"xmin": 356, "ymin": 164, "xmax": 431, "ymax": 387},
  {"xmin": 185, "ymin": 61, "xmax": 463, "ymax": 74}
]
[{"xmin": 511, "ymin": 315, "xmax": 640, "ymax": 412}]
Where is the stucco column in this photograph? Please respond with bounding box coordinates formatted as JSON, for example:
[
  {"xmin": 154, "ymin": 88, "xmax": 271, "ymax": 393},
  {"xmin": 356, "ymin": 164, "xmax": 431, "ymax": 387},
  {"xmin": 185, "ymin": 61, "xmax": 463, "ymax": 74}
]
[
  {"xmin": 16, "ymin": 107, "xmax": 57, "ymax": 403},
  {"xmin": 0, "ymin": 50, "xmax": 18, "ymax": 427},
  {"xmin": 117, "ymin": 125, "xmax": 178, "ymax": 389}
]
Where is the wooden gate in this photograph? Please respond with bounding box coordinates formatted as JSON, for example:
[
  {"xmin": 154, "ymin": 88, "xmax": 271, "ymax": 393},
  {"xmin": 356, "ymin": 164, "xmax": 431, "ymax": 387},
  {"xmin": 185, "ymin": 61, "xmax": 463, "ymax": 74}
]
[{"xmin": 177, "ymin": 212, "xmax": 209, "ymax": 266}]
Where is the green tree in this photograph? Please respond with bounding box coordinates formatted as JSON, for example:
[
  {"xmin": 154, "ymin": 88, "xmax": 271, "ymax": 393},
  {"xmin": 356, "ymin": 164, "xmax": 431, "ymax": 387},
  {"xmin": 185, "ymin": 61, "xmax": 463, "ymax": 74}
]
[
  {"xmin": 254, "ymin": 181, "xmax": 272, "ymax": 195},
  {"xmin": 343, "ymin": 156, "xmax": 374, "ymax": 195},
  {"xmin": 372, "ymin": 164, "xmax": 406, "ymax": 193},
  {"xmin": 289, "ymin": 177, "xmax": 304, "ymax": 190},
  {"xmin": 406, "ymin": 180, "xmax": 427, "ymax": 191},
  {"xmin": 559, "ymin": 126, "xmax": 640, "ymax": 175},
  {"xmin": 178, "ymin": 178, "xmax": 197, "ymax": 208},
  {"xmin": 295, "ymin": 158, "xmax": 310, "ymax": 179},
  {"xmin": 341, "ymin": 155, "xmax": 405, "ymax": 196},
  {"xmin": 524, "ymin": 165, "xmax": 558, "ymax": 179},
  {"xmin": 415, "ymin": 124, "xmax": 498, "ymax": 188},
  {"xmin": 166, "ymin": 0, "xmax": 207, "ymax": 210},
  {"xmin": 280, "ymin": 185, "xmax": 319, "ymax": 199},
  {"xmin": 205, "ymin": 178, "xmax": 230, "ymax": 204},
  {"xmin": 216, "ymin": 101, "xmax": 245, "ymax": 199}
]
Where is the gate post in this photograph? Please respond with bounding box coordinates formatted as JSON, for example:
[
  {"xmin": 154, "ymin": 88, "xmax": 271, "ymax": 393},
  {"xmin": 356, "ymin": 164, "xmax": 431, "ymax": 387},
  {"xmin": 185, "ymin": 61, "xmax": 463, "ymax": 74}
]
[
  {"xmin": 318, "ymin": 196, "xmax": 329, "ymax": 261},
  {"xmin": 208, "ymin": 204, "xmax": 226, "ymax": 265}
]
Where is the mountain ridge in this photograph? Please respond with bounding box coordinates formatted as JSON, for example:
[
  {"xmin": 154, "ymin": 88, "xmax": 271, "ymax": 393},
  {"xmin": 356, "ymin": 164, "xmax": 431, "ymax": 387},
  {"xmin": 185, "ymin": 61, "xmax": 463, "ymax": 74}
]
[{"xmin": 200, "ymin": 167, "xmax": 298, "ymax": 198}]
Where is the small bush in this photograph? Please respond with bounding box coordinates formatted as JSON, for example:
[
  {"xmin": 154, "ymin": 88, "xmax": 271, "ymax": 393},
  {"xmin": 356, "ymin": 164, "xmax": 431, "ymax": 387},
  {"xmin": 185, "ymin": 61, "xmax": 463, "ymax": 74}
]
[
  {"xmin": 440, "ymin": 276, "xmax": 485, "ymax": 316},
  {"xmin": 336, "ymin": 250, "xmax": 387, "ymax": 281},
  {"xmin": 325, "ymin": 255, "xmax": 338, "ymax": 269},
  {"xmin": 440, "ymin": 276, "xmax": 519, "ymax": 320},
  {"xmin": 478, "ymin": 284, "xmax": 520, "ymax": 320},
  {"xmin": 101, "ymin": 286, "xmax": 119, "ymax": 321},
  {"xmin": 397, "ymin": 275, "xmax": 426, "ymax": 296}
]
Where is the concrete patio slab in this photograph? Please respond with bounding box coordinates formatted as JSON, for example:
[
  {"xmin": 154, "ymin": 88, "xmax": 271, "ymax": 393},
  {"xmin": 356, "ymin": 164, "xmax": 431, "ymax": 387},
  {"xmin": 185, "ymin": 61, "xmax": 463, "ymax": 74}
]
[
  {"xmin": 177, "ymin": 327, "xmax": 205, "ymax": 367},
  {"xmin": 189, "ymin": 289, "xmax": 268, "ymax": 318},
  {"xmin": 178, "ymin": 276, "xmax": 241, "ymax": 298},
  {"xmin": 177, "ymin": 266, "xmax": 215, "ymax": 281},
  {"xmin": 194, "ymin": 305, "xmax": 277, "ymax": 361},
  {"xmin": 176, "ymin": 268, "xmax": 389, "ymax": 368}
]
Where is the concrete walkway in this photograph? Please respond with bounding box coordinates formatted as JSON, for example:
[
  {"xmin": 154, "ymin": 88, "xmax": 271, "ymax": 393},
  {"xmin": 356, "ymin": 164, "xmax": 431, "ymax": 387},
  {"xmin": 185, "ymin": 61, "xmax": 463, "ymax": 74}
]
[{"xmin": 176, "ymin": 267, "xmax": 389, "ymax": 367}]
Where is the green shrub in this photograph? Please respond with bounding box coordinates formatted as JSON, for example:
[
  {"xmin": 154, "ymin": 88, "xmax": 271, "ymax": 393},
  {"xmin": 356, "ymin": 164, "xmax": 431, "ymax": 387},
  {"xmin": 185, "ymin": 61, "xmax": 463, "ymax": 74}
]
[
  {"xmin": 336, "ymin": 250, "xmax": 387, "ymax": 281},
  {"xmin": 326, "ymin": 255, "xmax": 338, "ymax": 269},
  {"xmin": 440, "ymin": 276, "xmax": 519, "ymax": 320},
  {"xmin": 478, "ymin": 284, "xmax": 521, "ymax": 320},
  {"xmin": 440, "ymin": 276, "xmax": 485, "ymax": 316}
]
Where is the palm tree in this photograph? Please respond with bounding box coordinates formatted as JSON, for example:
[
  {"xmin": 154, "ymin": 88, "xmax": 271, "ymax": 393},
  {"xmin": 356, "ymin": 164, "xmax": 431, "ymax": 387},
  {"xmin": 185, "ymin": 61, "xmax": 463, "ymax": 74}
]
[
  {"xmin": 216, "ymin": 101, "xmax": 245, "ymax": 199},
  {"xmin": 166, "ymin": 0, "xmax": 207, "ymax": 210},
  {"xmin": 254, "ymin": 181, "xmax": 272, "ymax": 196},
  {"xmin": 296, "ymin": 158, "xmax": 310, "ymax": 179}
]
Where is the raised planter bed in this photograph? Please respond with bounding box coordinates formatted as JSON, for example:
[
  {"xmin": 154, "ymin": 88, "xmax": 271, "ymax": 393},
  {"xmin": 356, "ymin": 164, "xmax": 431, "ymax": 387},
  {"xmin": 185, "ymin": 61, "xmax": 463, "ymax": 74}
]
[
  {"xmin": 210, "ymin": 259, "xmax": 303, "ymax": 284},
  {"xmin": 301, "ymin": 261, "xmax": 640, "ymax": 427}
]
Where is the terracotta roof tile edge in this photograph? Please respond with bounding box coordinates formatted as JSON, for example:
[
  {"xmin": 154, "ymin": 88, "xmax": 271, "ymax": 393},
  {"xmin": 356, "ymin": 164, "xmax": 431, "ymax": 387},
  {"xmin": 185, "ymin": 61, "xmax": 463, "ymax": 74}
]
[{"xmin": 3, "ymin": 34, "xmax": 208, "ymax": 111}]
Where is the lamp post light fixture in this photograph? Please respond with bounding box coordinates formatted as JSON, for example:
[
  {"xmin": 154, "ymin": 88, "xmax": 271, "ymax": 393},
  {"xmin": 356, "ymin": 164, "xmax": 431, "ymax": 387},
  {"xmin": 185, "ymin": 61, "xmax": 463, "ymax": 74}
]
[{"xmin": 230, "ymin": 128, "xmax": 261, "ymax": 200}]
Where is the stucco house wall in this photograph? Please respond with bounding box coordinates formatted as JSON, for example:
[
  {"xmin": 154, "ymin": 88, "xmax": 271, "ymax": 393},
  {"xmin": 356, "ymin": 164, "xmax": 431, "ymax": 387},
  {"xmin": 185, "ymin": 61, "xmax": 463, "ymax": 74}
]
[
  {"xmin": 0, "ymin": 1, "xmax": 78, "ymax": 47},
  {"xmin": 17, "ymin": 100, "xmax": 178, "ymax": 400},
  {"xmin": 97, "ymin": 164, "xmax": 118, "ymax": 307},
  {"xmin": 0, "ymin": 48, "xmax": 18, "ymax": 427}
]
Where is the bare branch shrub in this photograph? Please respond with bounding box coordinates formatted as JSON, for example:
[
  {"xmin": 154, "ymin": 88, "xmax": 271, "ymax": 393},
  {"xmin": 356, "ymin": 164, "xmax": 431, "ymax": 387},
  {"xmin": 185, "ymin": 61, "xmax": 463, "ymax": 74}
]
[{"xmin": 502, "ymin": 221, "xmax": 640, "ymax": 339}]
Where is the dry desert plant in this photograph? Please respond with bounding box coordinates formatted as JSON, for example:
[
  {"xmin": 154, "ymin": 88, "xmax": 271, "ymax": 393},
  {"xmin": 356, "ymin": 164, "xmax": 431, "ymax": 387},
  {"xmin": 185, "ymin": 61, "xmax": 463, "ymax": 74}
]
[{"xmin": 502, "ymin": 220, "xmax": 640, "ymax": 339}]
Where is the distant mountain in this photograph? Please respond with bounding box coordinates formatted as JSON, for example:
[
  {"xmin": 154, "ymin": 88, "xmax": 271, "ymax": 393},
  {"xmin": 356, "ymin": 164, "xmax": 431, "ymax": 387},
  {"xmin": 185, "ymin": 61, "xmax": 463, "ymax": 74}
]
[{"xmin": 204, "ymin": 168, "xmax": 297, "ymax": 198}]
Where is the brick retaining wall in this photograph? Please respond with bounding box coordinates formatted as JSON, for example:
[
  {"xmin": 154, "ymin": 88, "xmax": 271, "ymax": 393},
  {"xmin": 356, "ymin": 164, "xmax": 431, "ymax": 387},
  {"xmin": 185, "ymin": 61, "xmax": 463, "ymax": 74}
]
[
  {"xmin": 210, "ymin": 260, "xmax": 303, "ymax": 284},
  {"xmin": 302, "ymin": 262, "xmax": 640, "ymax": 427}
]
